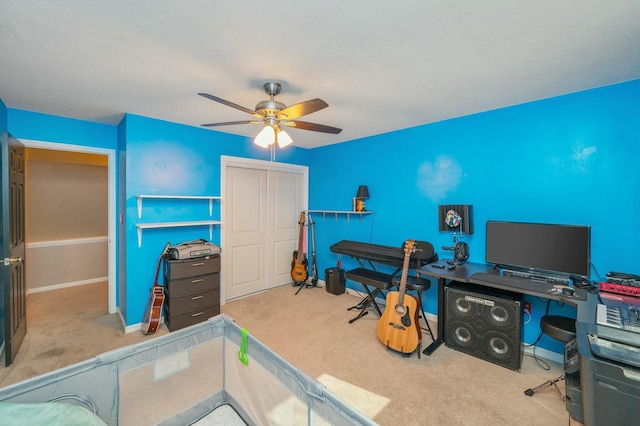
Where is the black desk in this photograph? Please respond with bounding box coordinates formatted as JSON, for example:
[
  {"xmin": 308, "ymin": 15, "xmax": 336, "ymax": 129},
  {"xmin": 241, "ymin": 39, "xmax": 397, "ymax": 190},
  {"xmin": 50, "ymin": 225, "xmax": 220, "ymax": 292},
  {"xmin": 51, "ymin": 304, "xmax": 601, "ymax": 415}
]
[{"xmin": 417, "ymin": 259, "xmax": 593, "ymax": 356}]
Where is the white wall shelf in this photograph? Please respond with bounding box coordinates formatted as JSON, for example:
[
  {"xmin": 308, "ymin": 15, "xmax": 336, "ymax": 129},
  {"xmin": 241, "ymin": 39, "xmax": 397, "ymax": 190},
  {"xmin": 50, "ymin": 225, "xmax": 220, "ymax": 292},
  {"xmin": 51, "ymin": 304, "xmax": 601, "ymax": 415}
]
[
  {"xmin": 135, "ymin": 220, "xmax": 221, "ymax": 247},
  {"xmin": 135, "ymin": 195, "xmax": 221, "ymax": 246},
  {"xmin": 136, "ymin": 195, "xmax": 221, "ymax": 218},
  {"xmin": 306, "ymin": 210, "xmax": 373, "ymax": 222}
]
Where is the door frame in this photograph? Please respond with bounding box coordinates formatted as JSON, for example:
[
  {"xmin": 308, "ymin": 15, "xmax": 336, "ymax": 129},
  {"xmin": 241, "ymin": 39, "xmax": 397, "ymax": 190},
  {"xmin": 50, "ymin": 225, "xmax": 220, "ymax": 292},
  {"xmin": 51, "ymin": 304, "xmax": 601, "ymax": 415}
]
[
  {"xmin": 220, "ymin": 155, "xmax": 308, "ymax": 304},
  {"xmin": 20, "ymin": 139, "xmax": 116, "ymax": 313}
]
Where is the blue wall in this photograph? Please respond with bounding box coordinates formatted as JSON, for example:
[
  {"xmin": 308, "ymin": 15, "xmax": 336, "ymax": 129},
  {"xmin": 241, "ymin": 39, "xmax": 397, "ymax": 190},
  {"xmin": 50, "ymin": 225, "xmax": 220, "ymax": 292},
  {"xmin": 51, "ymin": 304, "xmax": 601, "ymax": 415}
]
[
  {"xmin": 2, "ymin": 107, "xmax": 311, "ymax": 326},
  {"xmin": 310, "ymin": 79, "xmax": 640, "ymax": 352},
  {"xmin": 8, "ymin": 109, "xmax": 116, "ymax": 149},
  {"xmin": 2, "ymin": 79, "xmax": 638, "ymax": 355},
  {"xmin": 0, "ymin": 99, "xmax": 7, "ymax": 132},
  {"xmin": 120, "ymin": 114, "xmax": 310, "ymax": 324}
]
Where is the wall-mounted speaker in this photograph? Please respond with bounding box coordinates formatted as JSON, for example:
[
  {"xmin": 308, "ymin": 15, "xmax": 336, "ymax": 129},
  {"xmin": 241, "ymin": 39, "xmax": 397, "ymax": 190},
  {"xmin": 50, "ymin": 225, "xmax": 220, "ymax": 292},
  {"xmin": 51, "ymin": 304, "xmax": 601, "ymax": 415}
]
[
  {"xmin": 444, "ymin": 282, "xmax": 523, "ymax": 371},
  {"xmin": 438, "ymin": 204, "xmax": 473, "ymax": 234}
]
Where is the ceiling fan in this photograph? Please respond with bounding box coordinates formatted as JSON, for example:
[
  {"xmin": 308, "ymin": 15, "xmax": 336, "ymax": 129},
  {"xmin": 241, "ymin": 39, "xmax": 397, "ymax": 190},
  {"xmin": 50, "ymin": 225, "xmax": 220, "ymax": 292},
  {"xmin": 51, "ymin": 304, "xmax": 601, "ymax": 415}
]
[{"xmin": 198, "ymin": 82, "xmax": 342, "ymax": 148}]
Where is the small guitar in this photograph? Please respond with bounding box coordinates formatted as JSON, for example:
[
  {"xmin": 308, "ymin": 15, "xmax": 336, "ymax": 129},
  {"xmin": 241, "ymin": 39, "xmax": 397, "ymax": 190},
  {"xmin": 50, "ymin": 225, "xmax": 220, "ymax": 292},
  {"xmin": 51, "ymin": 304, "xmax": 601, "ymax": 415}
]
[
  {"xmin": 308, "ymin": 212, "xmax": 318, "ymax": 286},
  {"xmin": 141, "ymin": 242, "xmax": 171, "ymax": 335},
  {"xmin": 290, "ymin": 211, "xmax": 309, "ymax": 285},
  {"xmin": 376, "ymin": 239, "xmax": 422, "ymax": 355}
]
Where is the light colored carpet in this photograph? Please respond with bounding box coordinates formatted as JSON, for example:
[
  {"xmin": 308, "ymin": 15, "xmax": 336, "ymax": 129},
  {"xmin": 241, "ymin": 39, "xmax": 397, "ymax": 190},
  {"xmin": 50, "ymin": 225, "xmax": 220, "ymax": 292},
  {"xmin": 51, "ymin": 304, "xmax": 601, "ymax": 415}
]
[
  {"xmin": 317, "ymin": 373, "xmax": 390, "ymax": 419},
  {"xmin": 0, "ymin": 282, "xmax": 582, "ymax": 425},
  {"xmin": 221, "ymin": 284, "xmax": 582, "ymax": 426},
  {"xmin": 0, "ymin": 282, "xmax": 169, "ymax": 387}
]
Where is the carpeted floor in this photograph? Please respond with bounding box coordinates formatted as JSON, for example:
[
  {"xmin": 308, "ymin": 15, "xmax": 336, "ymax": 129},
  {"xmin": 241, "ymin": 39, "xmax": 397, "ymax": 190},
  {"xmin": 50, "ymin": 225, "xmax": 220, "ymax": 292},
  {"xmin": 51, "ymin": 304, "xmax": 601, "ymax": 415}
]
[
  {"xmin": 0, "ymin": 281, "xmax": 583, "ymax": 425},
  {"xmin": 0, "ymin": 282, "xmax": 169, "ymax": 387}
]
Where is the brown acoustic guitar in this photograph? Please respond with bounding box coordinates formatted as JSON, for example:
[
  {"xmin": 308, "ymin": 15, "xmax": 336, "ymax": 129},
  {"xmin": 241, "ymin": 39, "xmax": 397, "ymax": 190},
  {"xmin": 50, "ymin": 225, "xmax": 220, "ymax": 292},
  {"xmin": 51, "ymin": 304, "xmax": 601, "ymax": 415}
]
[
  {"xmin": 290, "ymin": 211, "xmax": 309, "ymax": 285},
  {"xmin": 141, "ymin": 242, "xmax": 171, "ymax": 335},
  {"xmin": 376, "ymin": 239, "xmax": 422, "ymax": 354}
]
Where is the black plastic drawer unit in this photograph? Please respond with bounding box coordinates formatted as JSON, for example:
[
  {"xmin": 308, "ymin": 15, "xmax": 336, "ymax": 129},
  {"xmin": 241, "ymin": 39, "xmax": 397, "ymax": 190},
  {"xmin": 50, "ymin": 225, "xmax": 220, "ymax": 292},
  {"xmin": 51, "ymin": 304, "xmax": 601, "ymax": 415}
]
[{"xmin": 163, "ymin": 255, "xmax": 220, "ymax": 331}]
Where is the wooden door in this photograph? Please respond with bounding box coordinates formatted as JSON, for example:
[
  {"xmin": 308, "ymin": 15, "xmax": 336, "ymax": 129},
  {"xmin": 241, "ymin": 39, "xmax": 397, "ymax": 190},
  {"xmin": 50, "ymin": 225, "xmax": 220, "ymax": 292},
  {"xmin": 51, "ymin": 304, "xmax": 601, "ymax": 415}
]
[{"xmin": 1, "ymin": 132, "xmax": 27, "ymax": 366}]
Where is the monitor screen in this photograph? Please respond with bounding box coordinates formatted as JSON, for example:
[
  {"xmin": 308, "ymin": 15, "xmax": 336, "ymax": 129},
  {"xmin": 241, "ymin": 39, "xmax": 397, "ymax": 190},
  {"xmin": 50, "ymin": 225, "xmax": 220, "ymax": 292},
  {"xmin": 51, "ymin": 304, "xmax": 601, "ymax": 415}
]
[{"xmin": 485, "ymin": 221, "xmax": 591, "ymax": 277}]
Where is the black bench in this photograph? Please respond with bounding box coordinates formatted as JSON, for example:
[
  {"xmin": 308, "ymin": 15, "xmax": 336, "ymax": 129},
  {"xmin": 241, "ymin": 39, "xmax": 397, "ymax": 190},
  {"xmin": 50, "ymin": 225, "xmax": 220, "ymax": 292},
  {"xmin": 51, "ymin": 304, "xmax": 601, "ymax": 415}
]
[{"xmin": 344, "ymin": 268, "xmax": 396, "ymax": 323}]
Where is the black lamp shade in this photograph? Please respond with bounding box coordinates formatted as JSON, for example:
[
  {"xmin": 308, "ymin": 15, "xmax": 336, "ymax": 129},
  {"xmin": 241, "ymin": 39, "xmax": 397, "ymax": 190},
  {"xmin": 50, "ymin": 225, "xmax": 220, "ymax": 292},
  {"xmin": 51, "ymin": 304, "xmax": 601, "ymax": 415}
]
[{"xmin": 356, "ymin": 185, "xmax": 369, "ymax": 199}]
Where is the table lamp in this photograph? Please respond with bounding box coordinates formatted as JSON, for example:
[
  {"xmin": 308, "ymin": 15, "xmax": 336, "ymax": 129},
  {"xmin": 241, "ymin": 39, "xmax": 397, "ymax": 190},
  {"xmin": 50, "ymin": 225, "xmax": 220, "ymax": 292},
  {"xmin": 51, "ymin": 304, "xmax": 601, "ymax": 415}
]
[{"xmin": 353, "ymin": 185, "xmax": 369, "ymax": 212}]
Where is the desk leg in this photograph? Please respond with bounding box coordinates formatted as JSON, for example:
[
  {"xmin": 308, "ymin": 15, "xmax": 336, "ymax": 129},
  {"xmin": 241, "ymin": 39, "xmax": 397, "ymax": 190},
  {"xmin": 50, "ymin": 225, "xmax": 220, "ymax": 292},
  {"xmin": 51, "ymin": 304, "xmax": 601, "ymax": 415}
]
[{"xmin": 423, "ymin": 277, "xmax": 445, "ymax": 356}]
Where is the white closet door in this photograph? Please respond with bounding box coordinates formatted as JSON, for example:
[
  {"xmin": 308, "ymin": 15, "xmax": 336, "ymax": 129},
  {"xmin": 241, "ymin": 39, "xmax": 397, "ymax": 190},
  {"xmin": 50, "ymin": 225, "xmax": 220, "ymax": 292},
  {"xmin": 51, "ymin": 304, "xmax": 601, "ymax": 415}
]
[
  {"xmin": 225, "ymin": 167, "xmax": 267, "ymax": 299},
  {"xmin": 223, "ymin": 162, "xmax": 306, "ymax": 301},
  {"xmin": 267, "ymin": 170, "xmax": 304, "ymax": 289}
]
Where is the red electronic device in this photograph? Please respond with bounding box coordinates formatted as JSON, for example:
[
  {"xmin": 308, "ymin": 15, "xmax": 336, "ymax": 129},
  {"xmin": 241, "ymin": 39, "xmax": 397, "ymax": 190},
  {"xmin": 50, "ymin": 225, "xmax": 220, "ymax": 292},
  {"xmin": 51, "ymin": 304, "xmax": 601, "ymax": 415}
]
[{"xmin": 599, "ymin": 282, "xmax": 640, "ymax": 298}]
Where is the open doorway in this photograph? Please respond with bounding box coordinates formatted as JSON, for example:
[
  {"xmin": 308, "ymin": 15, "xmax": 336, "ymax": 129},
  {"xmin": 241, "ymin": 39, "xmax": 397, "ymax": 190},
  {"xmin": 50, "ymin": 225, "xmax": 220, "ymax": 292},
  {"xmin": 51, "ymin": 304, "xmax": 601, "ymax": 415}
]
[
  {"xmin": 25, "ymin": 148, "xmax": 108, "ymax": 296},
  {"xmin": 20, "ymin": 139, "xmax": 116, "ymax": 314},
  {"xmin": 0, "ymin": 137, "xmax": 116, "ymax": 371}
]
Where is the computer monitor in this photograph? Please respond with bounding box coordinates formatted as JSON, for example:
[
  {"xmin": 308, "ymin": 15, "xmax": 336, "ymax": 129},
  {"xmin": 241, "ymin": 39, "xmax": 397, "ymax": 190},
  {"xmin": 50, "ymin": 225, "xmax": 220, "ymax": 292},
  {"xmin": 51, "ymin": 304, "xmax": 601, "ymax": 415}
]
[{"xmin": 485, "ymin": 221, "xmax": 591, "ymax": 278}]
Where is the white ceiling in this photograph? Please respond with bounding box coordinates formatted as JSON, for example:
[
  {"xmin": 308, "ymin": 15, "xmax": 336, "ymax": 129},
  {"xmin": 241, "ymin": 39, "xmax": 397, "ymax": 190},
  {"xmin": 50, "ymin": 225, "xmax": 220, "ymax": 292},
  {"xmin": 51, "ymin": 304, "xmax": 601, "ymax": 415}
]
[{"xmin": 1, "ymin": 1, "xmax": 639, "ymax": 149}]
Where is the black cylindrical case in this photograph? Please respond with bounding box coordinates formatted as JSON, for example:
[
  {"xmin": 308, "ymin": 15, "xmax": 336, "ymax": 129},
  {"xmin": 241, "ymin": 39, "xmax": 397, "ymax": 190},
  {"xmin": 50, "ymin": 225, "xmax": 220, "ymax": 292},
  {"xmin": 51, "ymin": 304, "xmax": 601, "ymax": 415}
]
[{"xmin": 325, "ymin": 267, "xmax": 345, "ymax": 295}]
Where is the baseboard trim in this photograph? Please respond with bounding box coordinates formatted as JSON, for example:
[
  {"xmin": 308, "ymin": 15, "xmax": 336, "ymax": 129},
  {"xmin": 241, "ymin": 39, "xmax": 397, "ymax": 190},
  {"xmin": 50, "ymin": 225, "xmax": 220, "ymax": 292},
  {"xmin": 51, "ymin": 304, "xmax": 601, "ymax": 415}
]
[
  {"xmin": 28, "ymin": 276, "xmax": 108, "ymax": 295},
  {"xmin": 523, "ymin": 345, "xmax": 563, "ymax": 364},
  {"xmin": 124, "ymin": 321, "xmax": 141, "ymax": 334},
  {"xmin": 124, "ymin": 314, "xmax": 166, "ymax": 334}
]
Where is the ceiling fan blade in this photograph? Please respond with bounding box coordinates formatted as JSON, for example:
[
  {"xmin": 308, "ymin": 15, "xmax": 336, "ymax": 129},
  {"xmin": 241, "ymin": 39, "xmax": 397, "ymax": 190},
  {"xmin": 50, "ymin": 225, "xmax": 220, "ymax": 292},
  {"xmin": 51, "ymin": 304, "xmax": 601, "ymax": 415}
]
[
  {"xmin": 198, "ymin": 93, "xmax": 261, "ymax": 117},
  {"xmin": 201, "ymin": 120, "xmax": 260, "ymax": 127},
  {"xmin": 277, "ymin": 98, "xmax": 329, "ymax": 120},
  {"xmin": 285, "ymin": 120, "xmax": 342, "ymax": 134}
]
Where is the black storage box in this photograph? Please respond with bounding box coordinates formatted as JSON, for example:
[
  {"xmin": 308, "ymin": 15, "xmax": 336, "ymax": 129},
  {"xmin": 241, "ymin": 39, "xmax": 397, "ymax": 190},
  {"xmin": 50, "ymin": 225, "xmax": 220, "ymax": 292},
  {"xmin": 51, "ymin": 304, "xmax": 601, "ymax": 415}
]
[{"xmin": 325, "ymin": 267, "xmax": 345, "ymax": 295}]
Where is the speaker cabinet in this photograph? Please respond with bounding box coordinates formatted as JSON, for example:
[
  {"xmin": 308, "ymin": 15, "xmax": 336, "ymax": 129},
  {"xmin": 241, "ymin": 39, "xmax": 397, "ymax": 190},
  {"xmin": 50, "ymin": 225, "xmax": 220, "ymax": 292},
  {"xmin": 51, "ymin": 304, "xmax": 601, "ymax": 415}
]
[
  {"xmin": 445, "ymin": 282, "xmax": 523, "ymax": 371},
  {"xmin": 325, "ymin": 267, "xmax": 345, "ymax": 295}
]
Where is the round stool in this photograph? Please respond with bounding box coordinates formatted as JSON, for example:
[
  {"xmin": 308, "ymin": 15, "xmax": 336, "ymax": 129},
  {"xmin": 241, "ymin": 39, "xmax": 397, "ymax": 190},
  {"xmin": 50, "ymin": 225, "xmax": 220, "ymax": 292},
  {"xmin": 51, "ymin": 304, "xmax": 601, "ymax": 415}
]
[
  {"xmin": 540, "ymin": 315, "xmax": 576, "ymax": 343},
  {"xmin": 524, "ymin": 315, "xmax": 576, "ymax": 398}
]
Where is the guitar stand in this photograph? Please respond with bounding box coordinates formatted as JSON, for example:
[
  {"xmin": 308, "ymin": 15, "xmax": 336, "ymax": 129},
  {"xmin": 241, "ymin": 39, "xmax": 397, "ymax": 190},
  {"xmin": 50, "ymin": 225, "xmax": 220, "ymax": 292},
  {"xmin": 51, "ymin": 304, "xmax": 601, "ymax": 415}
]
[
  {"xmin": 294, "ymin": 280, "xmax": 318, "ymax": 295},
  {"xmin": 384, "ymin": 341, "xmax": 422, "ymax": 359}
]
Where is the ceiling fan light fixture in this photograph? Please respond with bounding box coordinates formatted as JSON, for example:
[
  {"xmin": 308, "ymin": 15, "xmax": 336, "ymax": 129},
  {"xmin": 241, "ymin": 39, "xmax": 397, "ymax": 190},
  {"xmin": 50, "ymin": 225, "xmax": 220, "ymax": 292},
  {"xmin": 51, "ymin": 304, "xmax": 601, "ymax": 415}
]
[
  {"xmin": 276, "ymin": 128, "xmax": 293, "ymax": 148},
  {"xmin": 199, "ymin": 82, "xmax": 342, "ymax": 146},
  {"xmin": 254, "ymin": 125, "xmax": 275, "ymax": 148}
]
